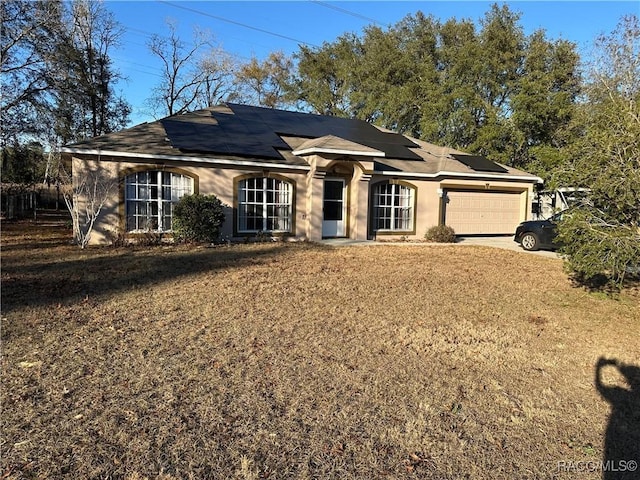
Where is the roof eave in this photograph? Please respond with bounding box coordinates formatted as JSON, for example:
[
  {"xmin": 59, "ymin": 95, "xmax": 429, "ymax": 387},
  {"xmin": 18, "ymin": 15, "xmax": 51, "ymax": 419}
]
[
  {"xmin": 292, "ymin": 147, "xmax": 385, "ymax": 157},
  {"xmin": 374, "ymin": 170, "xmax": 543, "ymax": 183},
  {"xmin": 60, "ymin": 147, "xmax": 542, "ymax": 182},
  {"xmin": 59, "ymin": 147, "xmax": 311, "ymax": 171}
]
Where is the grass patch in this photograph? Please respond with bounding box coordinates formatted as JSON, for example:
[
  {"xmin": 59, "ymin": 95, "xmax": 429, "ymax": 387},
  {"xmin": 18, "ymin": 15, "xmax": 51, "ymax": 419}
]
[{"xmin": 2, "ymin": 220, "xmax": 639, "ymax": 479}]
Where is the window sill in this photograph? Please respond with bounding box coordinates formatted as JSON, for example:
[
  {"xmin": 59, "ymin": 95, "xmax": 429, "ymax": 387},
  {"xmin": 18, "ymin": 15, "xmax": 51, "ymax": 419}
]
[
  {"xmin": 373, "ymin": 230, "xmax": 415, "ymax": 235},
  {"xmin": 237, "ymin": 231, "xmax": 292, "ymax": 236}
]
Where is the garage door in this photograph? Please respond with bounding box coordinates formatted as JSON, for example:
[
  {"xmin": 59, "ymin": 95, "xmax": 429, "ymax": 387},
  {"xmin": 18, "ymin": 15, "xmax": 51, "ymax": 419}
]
[{"xmin": 444, "ymin": 190, "xmax": 523, "ymax": 235}]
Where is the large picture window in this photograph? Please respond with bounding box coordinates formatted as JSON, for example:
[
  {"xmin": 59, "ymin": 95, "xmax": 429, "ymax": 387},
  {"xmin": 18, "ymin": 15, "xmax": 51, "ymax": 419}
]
[
  {"xmin": 372, "ymin": 182, "xmax": 415, "ymax": 232},
  {"xmin": 238, "ymin": 177, "xmax": 293, "ymax": 233},
  {"xmin": 125, "ymin": 171, "xmax": 193, "ymax": 232}
]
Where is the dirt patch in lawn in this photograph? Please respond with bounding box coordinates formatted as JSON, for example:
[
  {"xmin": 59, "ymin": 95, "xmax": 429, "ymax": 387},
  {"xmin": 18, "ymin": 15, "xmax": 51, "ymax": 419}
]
[{"xmin": 2, "ymin": 220, "xmax": 639, "ymax": 479}]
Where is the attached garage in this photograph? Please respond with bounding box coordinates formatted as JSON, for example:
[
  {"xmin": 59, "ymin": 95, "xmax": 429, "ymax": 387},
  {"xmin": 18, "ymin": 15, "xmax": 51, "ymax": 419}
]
[{"xmin": 443, "ymin": 190, "xmax": 524, "ymax": 235}]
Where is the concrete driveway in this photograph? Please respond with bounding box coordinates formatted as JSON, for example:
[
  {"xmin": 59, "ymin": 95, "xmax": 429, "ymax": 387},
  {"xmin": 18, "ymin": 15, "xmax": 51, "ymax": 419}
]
[
  {"xmin": 454, "ymin": 235, "xmax": 560, "ymax": 258},
  {"xmin": 320, "ymin": 236, "xmax": 561, "ymax": 259}
]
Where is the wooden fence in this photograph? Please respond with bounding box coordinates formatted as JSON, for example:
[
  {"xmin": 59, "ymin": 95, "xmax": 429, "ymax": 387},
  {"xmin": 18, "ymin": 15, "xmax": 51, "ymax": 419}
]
[{"xmin": 1, "ymin": 185, "xmax": 66, "ymax": 220}]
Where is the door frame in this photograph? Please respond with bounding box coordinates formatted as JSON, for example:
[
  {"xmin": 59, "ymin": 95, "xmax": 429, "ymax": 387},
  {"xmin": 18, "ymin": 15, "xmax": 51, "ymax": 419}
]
[{"xmin": 322, "ymin": 178, "xmax": 347, "ymax": 238}]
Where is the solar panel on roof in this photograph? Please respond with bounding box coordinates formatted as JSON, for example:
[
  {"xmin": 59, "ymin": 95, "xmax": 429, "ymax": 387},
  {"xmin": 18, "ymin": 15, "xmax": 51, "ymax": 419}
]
[
  {"xmin": 161, "ymin": 103, "xmax": 423, "ymax": 160},
  {"xmin": 233, "ymin": 104, "xmax": 423, "ymax": 160},
  {"xmin": 450, "ymin": 154, "xmax": 508, "ymax": 173},
  {"xmin": 161, "ymin": 114, "xmax": 288, "ymax": 159}
]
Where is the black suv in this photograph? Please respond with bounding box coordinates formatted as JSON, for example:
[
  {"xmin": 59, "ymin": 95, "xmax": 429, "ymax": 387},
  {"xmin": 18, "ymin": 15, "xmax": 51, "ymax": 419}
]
[{"xmin": 514, "ymin": 211, "xmax": 563, "ymax": 251}]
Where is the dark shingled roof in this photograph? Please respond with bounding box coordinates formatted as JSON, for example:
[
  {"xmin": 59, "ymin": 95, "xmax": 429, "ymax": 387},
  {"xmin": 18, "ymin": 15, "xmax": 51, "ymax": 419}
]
[{"xmin": 63, "ymin": 103, "xmax": 541, "ymax": 182}]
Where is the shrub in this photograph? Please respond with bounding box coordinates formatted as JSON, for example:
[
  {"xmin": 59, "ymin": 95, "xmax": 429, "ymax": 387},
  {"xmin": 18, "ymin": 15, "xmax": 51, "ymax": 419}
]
[
  {"xmin": 172, "ymin": 194, "xmax": 225, "ymax": 243},
  {"xmin": 425, "ymin": 225, "xmax": 456, "ymax": 243},
  {"xmin": 557, "ymin": 207, "xmax": 640, "ymax": 290}
]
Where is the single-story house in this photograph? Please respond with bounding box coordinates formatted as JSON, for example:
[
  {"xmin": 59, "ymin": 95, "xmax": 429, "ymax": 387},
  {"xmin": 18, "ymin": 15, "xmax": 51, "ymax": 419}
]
[{"xmin": 61, "ymin": 103, "xmax": 542, "ymax": 244}]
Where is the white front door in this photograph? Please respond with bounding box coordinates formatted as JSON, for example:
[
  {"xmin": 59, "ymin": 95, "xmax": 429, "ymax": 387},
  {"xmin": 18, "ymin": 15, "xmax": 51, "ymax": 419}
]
[{"xmin": 322, "ymin": 179, "xmax": 346, "ymax": 237}]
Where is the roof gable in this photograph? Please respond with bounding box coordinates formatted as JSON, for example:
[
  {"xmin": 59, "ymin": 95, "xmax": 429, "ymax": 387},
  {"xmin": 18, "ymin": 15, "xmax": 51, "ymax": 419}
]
[{"xmin": 292, "ymin": 135, "xmax": 385, "ymax": 157}]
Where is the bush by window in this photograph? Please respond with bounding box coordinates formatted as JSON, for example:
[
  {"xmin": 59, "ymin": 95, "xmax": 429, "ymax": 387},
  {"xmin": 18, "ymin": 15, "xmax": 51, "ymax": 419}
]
[
  {"xmin": 172, "ymin": 194, "xmax": 225, "ymax": 243},
  {"xmin": 425, "ymin": 225, "xmax": 456, "ymax": 243}
]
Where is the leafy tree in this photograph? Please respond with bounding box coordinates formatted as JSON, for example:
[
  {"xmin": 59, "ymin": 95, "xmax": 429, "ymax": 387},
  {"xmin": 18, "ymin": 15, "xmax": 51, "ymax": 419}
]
[
  {"xmin": 462, "ymin": 4, "xmax": 524, "ymax": 162},
  {"xmin": 1, "ymin": 0, "xmax": 63, "ymax": 144},
  {"xmin": 172, "ymin": 194, "xmax": 226, "ymax": 243},
  {"xmin": 1, "ymin": 0, "xmax": 130, "ymax": 146},
  {"xmin": 433, "ymin": 17, "xmax": 480, "ymax": 147},
  {"xmin": 511, "ymin": 32, "xmax": 581, "ymax": 172},
  {"xmin": 556, "ymin": 15, "xmax": 640, "ymax": 289},
  {"xmin": 293, "ymin": 35, "xmax": 361, "ymax": 116},
  {"xmin": 288, "ymin": 4, "xmax": 580, "ymax": 174},
  {"xmin": 0, "ymin": 142, "xmax": 47, "ymax": 184},
  {"xmin": 355, "ymin": 13, "xmax": 441, "ymax": 136},
  {"xmin": 2, "ymin": 0, "xmax": 130, "ymax": 189}
]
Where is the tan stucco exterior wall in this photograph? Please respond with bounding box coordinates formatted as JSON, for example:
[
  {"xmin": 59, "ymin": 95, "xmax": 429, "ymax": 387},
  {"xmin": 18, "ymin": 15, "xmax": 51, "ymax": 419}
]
[
  {"xmin": 371, "ymin": 177, "xmax": 534, "ymax": 240},
  {"xmin": 73, "ymin": 155, "xmax": 536, "ymax": 246},
  {"xmin": 367, "ymin": 178, "xmax": 440, "ymax": 241},
  {"xmin": 72, "ymin": 156, "xmax": 311, "ymax": 245},
  {"xmin": 305, "ymin": 156, "xmax": 375, "ymax": 241},
  {"xmin": 305, "ymin": 157, "xmax": 323, "ymax": 242},
  {"xmin": 70, "ymin": 157, "xmax": 121, "ymax": 245}
]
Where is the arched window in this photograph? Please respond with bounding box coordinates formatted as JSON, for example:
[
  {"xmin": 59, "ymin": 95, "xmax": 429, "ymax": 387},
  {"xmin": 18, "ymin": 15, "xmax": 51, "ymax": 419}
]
[
  {"xmin": 125, "ymin": 170, "xmax": 193, "ymax": 232},
  {"xmin": 237, "ymin": 177, "xmax": 293, "ymax": 233},
  {"xmin": 372, "ymin": 181, "xmax": 415, "ymax": 232}
]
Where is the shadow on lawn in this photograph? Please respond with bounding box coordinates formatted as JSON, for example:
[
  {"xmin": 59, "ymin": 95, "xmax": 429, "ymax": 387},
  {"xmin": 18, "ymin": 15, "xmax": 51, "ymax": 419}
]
[
  {"xmin": 2, "ymin": 232, "xmax": 292, "ymax": 314},
  {"xmin": 594, "ymin": 357, "xmax": 640, "ymax": 479}
]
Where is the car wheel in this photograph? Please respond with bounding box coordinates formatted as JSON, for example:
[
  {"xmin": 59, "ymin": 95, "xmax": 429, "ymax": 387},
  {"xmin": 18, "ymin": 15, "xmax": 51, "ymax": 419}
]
[{"xmin": 521, "ymin": 232, "xmax": 539, "ymax": 251}]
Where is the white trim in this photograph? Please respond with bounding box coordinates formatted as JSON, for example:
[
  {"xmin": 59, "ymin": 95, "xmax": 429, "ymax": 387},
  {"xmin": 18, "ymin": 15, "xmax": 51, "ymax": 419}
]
[
  {"xmin": 375, "ymin": 170, "xmax": 543, "ymax": 183},
  {"xmin": 60, "ymin": 147, "xmax": 311, "ymax": 171},
  {"xmin": 292, "ymin": 147, "xmax": 385, "ymax": 157},
  {"xmin": 61, "ymin": 147, "xmax": 542, "ymax": 182}
]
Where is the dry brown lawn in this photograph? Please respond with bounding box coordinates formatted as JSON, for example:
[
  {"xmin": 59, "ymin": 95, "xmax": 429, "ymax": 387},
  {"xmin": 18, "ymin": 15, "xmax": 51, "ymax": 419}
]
[{"xmin": 2, "ymin": 220, "xmax": 639, "ymax": 479}]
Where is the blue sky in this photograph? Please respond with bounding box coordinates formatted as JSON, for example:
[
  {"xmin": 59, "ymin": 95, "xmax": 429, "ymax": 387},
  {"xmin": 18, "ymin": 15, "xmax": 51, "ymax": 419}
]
[{"xmin": 105, "ymin": 1, "xmax": 640, "ymax": 125}]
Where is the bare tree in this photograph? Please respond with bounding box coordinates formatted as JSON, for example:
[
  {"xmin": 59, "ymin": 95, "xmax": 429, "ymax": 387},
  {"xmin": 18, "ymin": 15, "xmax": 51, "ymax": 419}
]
[
  {"xmin": 234, "ymin": 51, "xmax": 295, "ymax": 108},
  {"xmin": 53, "ymin": 0, "xmax": 130, "ymax": 143},
  {"xmin": 147, "ymin": 21, "xmax": 205, "ymax": 116},
  {"xmin": 146, "ymin": 21, "xmax": 241, "ymax": 117},
  {"xmin": 195, "ymin": 47, "xmax": 239, "ymax": 109},
  {"xmin": 61, "ymin": 160, "xmax": 117, "ymax": 249}
]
